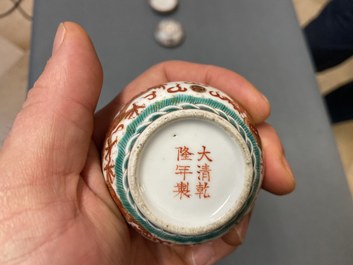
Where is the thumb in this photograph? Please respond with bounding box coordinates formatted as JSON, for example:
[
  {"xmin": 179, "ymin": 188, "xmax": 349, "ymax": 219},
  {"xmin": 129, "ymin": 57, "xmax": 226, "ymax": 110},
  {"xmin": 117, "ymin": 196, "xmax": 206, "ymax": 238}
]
[{"xmin": 1, "ymin": 22, "xmax": 103, "ymax": 179}]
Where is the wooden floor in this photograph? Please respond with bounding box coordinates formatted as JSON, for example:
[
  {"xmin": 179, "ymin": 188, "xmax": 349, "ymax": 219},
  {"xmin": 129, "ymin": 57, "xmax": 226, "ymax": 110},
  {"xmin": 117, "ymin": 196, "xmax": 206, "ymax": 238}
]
[{"xmin": 0, "ymin": 0, "xmax": 352, "ymax": 195}]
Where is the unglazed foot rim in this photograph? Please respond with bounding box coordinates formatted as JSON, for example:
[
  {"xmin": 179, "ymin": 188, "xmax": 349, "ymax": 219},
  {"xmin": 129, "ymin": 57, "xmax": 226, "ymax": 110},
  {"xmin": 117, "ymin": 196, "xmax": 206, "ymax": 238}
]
[{"xmin": 128, "ymin": 110, "xmax": 253, "ymax": 236}]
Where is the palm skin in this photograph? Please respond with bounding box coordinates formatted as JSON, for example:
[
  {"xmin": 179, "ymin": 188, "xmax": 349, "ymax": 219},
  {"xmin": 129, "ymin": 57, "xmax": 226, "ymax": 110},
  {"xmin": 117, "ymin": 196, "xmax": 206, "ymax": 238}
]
[{"xmin": 0, "ymin": 22, "xmax": 295, "ymax": 265}]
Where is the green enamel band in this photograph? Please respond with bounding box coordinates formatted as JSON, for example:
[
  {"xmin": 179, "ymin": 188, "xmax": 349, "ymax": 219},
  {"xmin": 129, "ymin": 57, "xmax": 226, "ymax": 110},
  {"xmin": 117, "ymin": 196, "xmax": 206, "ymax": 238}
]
[{"xmin": 114, "ymin": 95, "xmax": 262, "ymax": 244}]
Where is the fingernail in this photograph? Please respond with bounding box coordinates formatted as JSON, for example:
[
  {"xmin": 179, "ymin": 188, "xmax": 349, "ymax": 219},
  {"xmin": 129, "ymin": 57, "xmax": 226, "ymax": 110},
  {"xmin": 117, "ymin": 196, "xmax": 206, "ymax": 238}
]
[
  {"xmin": 190, "ymin": 244, "xmax": 215, "ymax": 265},
  {"xmin": 282, "ymin": 157, "xmax": 296, "ymax": 187},
  {"xmin": 52, "ymin": 23, "xmax": 66, "ymax": 55},
  {"xmin": 262, "ymin": 93, "xmax": 270, "ymax": 105},
  {"xmin": 235, "ymin": 214, "xmax": 250, "ymax": 243},
  {"xmin": 261, "ymin": 93, "xmax": 271, "ymax": 117}
]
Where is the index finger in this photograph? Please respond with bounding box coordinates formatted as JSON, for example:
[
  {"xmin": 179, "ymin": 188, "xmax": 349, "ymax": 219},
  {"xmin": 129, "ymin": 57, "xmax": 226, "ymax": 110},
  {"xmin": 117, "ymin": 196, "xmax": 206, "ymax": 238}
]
[{"xmin": 94, "ymin": 60, "xmax": 270, "ymax": 147}]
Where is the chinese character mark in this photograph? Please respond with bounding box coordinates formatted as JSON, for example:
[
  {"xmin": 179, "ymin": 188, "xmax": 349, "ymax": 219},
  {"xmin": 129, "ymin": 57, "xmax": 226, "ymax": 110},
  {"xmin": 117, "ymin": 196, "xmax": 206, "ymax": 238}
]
[
  {"xmin": 195, "ymin": 182, "xmax": 211, "ymax": 199},
  {"xmin": 197, "ymin": 146, "xmax": 213, "ymax": 162},
  {"xmin": 174, "ymin": 181, "xmax": 191, "ymax": 199},
  {"xmin": 197, "ymin": 163, "xmax": 212, "ymax": 181},
  {"xmin": 176, "ymin": 146, "xmax": 194, "ymax": 161},
  {"xmin": 175, "ymin": 165, "xmax": 193, "ymax": 181}
]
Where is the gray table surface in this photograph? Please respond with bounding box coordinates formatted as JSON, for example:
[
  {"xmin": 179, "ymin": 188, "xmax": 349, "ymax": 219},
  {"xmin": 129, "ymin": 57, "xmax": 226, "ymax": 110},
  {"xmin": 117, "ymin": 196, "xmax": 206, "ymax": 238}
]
[{"xmin": 29, "ymin": 1, "xmax": 353, "ymax": 264}]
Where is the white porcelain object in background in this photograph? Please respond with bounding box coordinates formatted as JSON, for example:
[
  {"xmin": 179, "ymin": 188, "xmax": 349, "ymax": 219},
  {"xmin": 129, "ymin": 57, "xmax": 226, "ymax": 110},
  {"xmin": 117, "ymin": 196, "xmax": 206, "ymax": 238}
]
[
  {"xmin": 102, "ymin": 81, "xmax": 263, "ymax": 244},
  {"xmin": 149, "ymin": 0, "xmax": 179, "ymax": 13},
  {"xmin": 154, "ymin": 19, "xmax": 185, "ymax": 48}
]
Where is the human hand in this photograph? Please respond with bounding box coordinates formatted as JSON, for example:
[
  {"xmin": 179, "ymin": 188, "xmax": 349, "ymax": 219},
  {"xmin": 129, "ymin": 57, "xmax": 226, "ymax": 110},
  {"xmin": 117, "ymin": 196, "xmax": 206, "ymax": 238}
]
[{"xmin": 0, "ymin": 22, "xmax": 295, "ymax": 265}]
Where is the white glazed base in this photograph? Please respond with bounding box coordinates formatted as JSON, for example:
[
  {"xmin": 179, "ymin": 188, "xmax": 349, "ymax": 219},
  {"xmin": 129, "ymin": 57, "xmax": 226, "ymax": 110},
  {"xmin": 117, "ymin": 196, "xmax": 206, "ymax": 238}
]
[{"xmin": 128, "ymin": 110, "xmax": 253, "ymax": 236}]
